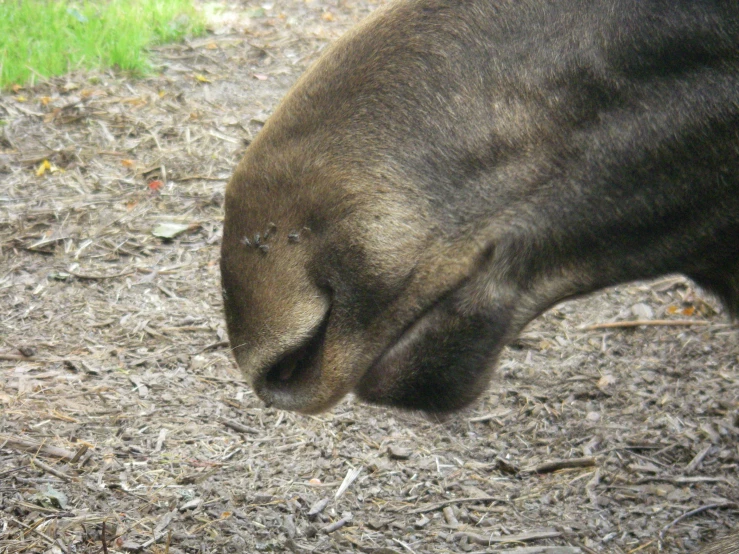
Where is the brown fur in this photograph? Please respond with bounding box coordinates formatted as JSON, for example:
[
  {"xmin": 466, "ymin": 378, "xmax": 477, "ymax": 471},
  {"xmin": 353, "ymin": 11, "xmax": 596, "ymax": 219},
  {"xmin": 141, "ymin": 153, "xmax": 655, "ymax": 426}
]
[
  {"xmin": 221, "ymin": 0, "xmax": 739, "ymax": 414},
  {"xmin": 697, "ymin": 532, "xmax": 739, "ymax": 554}
]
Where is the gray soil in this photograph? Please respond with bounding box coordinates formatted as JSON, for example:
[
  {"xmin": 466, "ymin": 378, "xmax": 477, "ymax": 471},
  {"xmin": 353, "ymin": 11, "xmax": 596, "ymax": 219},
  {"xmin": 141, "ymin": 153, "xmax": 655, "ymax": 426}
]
[{"xmin": 1, "ymin": 1, "xmax": 737, "ymax": 553}]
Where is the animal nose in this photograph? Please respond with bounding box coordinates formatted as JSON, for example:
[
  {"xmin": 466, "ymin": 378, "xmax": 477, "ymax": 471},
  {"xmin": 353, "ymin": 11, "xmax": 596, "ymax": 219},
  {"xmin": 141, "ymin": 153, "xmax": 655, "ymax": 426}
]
[
  {"xmin": 264, "ymin": 339, "xmax": 317, "ymax": 386},
  {"xmin": 254, "ymin": 314, "xmax": 329, "ymax": 410}
]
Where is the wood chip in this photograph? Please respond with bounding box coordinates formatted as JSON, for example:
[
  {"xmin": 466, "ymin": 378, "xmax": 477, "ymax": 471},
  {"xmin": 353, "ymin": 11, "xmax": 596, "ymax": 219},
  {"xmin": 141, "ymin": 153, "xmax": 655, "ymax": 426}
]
[
  {"xmin": 490, "ymin": 546, "xmax": 583, "ymax": 554},
  {"xmin": 387, "ymin": 445, "xmax": 412, "ymax": 460},
  {"xmin": 220, "ymin": 417, "xmax": 260, "ymax": 434},
  {"xmin": 1, "ymin": 435, "xmax": 77, "ymax": 461},
  {"xmin": 523, "ymin": 457, "xmax": 596, "ymax": 474},
  {"xmin": 453, "ymin": 529, "xmax": 562, "ymax": 546},
  {"xmin": 322, "ymin": 512, "xmax": 353, "ymax": 534},
  {"xmin": 30, "ymin": 457, "xmax": 73, "ymax": 482},
  {"xmin": 308, "ymin": 497, "xmax": 329, "ymax": 517},
  {"xmin": 408, "ymin": 496, "xmax": 503, "ymax": 514},
  {"xmin": 583, "ymin": 319, "xmax": 710, "ymax": 331},
  {"xmin": 334, "ymin": 466, "xmax": 361, "ymax": 500}
]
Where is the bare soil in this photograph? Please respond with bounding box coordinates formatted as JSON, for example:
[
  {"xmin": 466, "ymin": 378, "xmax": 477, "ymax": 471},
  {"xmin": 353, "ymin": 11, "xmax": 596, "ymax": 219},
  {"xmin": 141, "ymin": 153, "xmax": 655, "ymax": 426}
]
[{"xmin": 1, "ymin": 1, "xmax": 737, "ymax": 553}]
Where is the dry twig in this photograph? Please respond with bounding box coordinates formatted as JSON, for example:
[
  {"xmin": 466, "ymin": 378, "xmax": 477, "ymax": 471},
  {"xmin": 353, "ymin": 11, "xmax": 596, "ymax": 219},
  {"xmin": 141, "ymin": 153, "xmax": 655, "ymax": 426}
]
[{"xmin": 583, "ymin": 319, "xmax": 710, "ymax": 331}]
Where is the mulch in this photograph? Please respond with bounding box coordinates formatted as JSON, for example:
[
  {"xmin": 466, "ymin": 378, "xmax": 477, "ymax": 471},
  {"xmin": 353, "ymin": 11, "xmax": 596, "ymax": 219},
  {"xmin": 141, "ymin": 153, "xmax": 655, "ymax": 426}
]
[{"xmin": 1, "ymin": 1, "xmax": 737, "ymax": 552}]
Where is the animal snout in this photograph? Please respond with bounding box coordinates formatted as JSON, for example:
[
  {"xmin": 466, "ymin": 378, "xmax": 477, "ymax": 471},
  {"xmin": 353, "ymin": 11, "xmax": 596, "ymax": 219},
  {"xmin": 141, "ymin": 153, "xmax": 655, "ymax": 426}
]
[
  {"xmin": 262, "ymin": 318, "xmax": 326, "ymax": 391},
  {"xmin": 241, "ymin": 311, "xmax": 335, "ymax": 413}
]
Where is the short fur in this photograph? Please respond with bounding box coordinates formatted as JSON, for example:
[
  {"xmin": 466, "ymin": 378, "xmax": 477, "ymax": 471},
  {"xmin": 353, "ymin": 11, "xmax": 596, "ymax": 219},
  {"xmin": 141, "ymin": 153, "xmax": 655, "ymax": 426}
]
[{"xmin": 221, "ymin": 0, "xmax": 739, "ymax": 414}]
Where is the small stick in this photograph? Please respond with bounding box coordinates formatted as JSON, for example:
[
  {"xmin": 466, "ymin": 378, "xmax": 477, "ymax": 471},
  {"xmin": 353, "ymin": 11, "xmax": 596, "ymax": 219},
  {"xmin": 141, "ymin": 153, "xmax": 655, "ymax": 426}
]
[
  {"xmin": 685, "ymin": 445, "xmax": 712, "ymax": 473},
  {"xmin": 583, "ymin": 319, "xmax": 710, "ymax": 331},
  {"xmin": 102, "ymin": 521, "xmax": 108, "ymax": 554},
  {"xmin": 628, "ymin": 541, "xmax": 655, "ymax": 554},
  {"xmin": 322, "ymin": 516, "xmax": 352, "ymax": 534},
  {"xmin": 523, "ymin": 457, "xmax": 596, "ymax": 474},
  {"xmin": 12, "ymin": 517, "xmax": 59, "ymax": 550},
  {"xmin": 70, "ymin": 445, "xmax": 88, "ymax": 464},
  {"xmin": 467, "ymin": 410, "xmax": 511, "ymax": 423},
  {"xmin": 66, "ymin": 270, "xmax": 133, "ymax": 280},
  {"xmin": 174, "ymin": 175, "xmax": 227, "ymax": 182},
  {"xmin": 660, "ymin": 502, "xmax": 737, "ymax": 538},
  {"xmin": 0, "ymin": 354, "xmax": 37, "ymax": 361},
  {"xmin": 30, "ymin": 457, "xmax": 72, "ymax": 482},
  {"xmin": 196, "ymin": 340, "xmax": 229, "ymax": 354},
  {"xmin": 393, "ymin": 538, "xmax": 419, "ymax": 554},
  {"xmin": 452, "ymin": 529, "xmax": 561, "ymax": 545},
  {"xmin": 220, "ymin": 417, "xmax": 260, "ymax": 434},
  {"xmin": 472, "ymin": 546, "xmax": 593, "ymax": 554},
  {"xmin": 408, "ymin": 495, "xmax": 503, "ymax": 514},
  {"xmin": 1, "ymin": 435, "xmax": 77, "ymax": 460},
  {"xmin": 154, "ymin": 429, "xmax": 168, "ymax": 453},
  {"xmin": 586, "ymin": 468, "xmax": 601, "ymax": 506},
  {"xmin": 334, "ymin": 466, "xmax": 362, "ymax": 500}
]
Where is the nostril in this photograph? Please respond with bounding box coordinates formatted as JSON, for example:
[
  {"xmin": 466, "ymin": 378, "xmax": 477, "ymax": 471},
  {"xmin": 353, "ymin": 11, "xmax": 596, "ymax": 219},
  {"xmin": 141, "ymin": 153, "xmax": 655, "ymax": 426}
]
[
  {"xmin": 264, "ymin": 314, "xmax": 328, "ymax": 389},
  {"xmin": 271, "ymin": 352, "xmax": 299, "ymax": 382},
  {"xmin": 278, "ymin": 358, "xmax": 297, "ymax": 381}
]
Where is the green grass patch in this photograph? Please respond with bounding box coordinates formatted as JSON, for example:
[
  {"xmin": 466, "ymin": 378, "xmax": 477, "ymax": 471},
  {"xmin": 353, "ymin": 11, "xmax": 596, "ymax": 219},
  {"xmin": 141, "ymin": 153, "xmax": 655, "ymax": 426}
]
[{"xmin": 0, "ymin": 0, "xmax": 205, "ymax": 89}]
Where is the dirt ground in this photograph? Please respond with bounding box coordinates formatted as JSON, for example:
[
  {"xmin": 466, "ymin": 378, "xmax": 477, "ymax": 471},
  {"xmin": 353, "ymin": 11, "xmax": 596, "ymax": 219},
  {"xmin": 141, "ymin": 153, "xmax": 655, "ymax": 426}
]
[{"xmin": 1, "ymin": 1, "xmax": 738, "ymax": 553}]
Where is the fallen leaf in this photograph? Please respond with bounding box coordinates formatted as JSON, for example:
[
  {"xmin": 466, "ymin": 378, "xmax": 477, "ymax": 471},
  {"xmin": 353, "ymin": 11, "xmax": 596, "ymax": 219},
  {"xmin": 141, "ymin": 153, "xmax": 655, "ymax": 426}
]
[
  {"xmin": 148, "ymin": 179, "xmax": 164, "ymax": 192},
  {"xmin": 152, "ymin": 222, "xmax": 192, "ymax": 239},
  {"xmin": 36, "ymin": 160, "xmax": 52, "ymax": 176},
  {"xmin": 121, "ymin": 159, "xmax": 135, "ymax": 168},
  {"xmin": 195, "ymin": 74, "xmax": 212, "ymax": 83},
  {"xmin": 253, "ymin": 73, "xmax": 269, "ymax": 81},
  {"xmin": 29, "ymin": 486, "xmax": 68, "ymax": 509},
  {"xmin": 322, "ymin": 11, "xmax": 334, "ymax": 21},
  {"xmin": 15, "ymin": 95, "xmax": 27, "ymax": 102}
]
